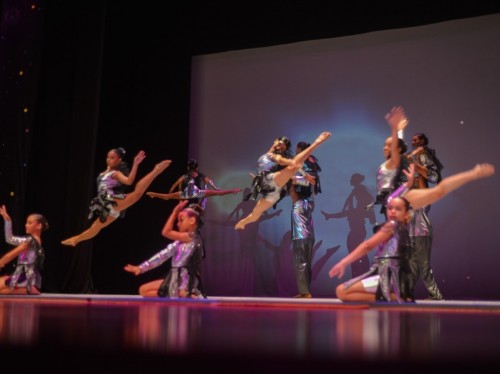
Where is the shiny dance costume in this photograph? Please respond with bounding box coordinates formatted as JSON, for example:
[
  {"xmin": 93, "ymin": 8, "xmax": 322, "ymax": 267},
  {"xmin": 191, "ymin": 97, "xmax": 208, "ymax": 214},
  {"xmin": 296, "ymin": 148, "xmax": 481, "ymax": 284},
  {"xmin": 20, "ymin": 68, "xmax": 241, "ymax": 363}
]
[
  {"xmin": 371, "ymin": 159, "xmax": 409, "ymax": 215},
  {"xmin": 88, "ymin": 170, "xmax": 126, "ymax": 222},
  {"xmin": 3, "ymin": 221, "xmax": 44, "ymax": 292},
  {"xmin": 138, "ymin": 232, "xmax": 204, "ymax": 298},
  {"xmin": 408, "ymin": 207, "xmax": 443, "ymax": 300},
  {"xmin": 291, "ymin": 197, "xmax": 315, "ymax": 295},
  {"xmin": 246, "ymin": 151, "xmax": 289, "ymax": 204},
  {"xmin": 180, "ymin": 172, "xmax": 219, "ymax": 209},
  {"xmin": 291, "ymin": 155, "xmax": 321, "ymax": 296},
  {"xmin": 342, "ymin": 184, "xmax": 414, "ymax": 302},
  {"xmin": 341, "ymin": 219, "xmax": 413, "ymax": 302}
]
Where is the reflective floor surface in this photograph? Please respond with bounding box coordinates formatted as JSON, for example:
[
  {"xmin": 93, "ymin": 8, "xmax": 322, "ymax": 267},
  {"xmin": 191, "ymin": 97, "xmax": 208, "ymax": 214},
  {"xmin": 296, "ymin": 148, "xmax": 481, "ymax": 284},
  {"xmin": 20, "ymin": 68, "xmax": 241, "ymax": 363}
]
[{"xmin": 1, "ymin": 294, "xmax": 500, "ymax": 373}]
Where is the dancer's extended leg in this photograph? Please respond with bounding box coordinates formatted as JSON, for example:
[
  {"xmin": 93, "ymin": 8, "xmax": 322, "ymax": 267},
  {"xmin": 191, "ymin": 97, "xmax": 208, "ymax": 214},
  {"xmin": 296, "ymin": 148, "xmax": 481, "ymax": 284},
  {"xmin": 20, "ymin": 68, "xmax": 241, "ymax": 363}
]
[
  {"xmin": 204, "ymin": 188, "xmax": 242, "ymax": 198},
  {"xmin": 235, "ymin": 198, "xmax": 274, "ymax": 230},
  {"xmin": 61, "ymin": 216, "xmax": 116, "ymax": 247},
  {"xmin": 116, "ymin": 160, "xmax": 171, "ymax": 210},
  {"xmin": 405, "ymin": 163, "xmax": 494, "ymax": 210},
  {"xmin": 62, "ymin": 160, "xmax": 171, "ymax": 247},
  {"xmin": 273, "ymin": 132, "xmax": 331, "ymax": 187},
  {"xmin": 235, "ymin": 132, "xmax": 331, "ymax": 230}
]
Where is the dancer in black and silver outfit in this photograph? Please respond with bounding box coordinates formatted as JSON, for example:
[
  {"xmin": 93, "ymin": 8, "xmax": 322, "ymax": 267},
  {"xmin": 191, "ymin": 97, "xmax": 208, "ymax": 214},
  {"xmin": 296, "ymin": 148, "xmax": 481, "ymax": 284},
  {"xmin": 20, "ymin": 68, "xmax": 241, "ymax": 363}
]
[{"xmin": 0, "ymin": 204, "xmax": 49, "ymax": 295}]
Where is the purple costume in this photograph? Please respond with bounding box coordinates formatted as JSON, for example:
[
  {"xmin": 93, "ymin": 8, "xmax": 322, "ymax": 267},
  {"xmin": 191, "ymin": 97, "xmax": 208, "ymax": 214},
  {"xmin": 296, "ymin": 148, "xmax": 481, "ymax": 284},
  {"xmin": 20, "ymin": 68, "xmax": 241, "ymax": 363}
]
[
  {"xmin": 88, "ymin": 170, "xmax": 126, "ymax": 222},
  {"xmin": 138, "ymin": 232, "xmax": 204, "ymax": 298},
  {"xmin": 3, "ymin": 221, "xmax": 44, "ymax": 292}
]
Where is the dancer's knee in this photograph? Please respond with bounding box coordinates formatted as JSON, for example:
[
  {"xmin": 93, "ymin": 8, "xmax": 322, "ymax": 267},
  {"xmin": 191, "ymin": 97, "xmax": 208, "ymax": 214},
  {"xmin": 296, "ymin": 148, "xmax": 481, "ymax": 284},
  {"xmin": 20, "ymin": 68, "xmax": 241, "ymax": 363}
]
[{"xmin": 335, "ymin": 284, "xmax": 346, "ymax": 300}]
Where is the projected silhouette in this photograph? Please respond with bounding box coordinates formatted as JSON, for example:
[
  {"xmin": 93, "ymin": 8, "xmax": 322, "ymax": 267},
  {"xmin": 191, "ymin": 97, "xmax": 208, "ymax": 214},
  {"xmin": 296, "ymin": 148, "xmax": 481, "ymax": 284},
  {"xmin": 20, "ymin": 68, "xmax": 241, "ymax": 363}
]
[{"xmin": 321, "ymin": 173, "xmax": 376, "ymax": 277}]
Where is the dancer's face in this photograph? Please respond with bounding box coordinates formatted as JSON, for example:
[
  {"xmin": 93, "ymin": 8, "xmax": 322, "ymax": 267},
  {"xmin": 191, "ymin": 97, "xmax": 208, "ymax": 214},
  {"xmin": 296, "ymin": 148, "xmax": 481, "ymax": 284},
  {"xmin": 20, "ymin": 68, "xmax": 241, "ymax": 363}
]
[
  {"xmin": 386, "ymin": 198, "xmax": 410, "ymax": 223},
  {"xmin": 106, "ymin": 150, "xmax": 122, "ymax": 169},
  {"xmin": 411, "ymin": 135, "xmax": 425, "ymax": 149},
  {"xmin": 383, "ymin": 137, "xmax": 392, "ymax": 158},
  {"xmin": 25, "ymin": 215, "xmax": 42, "ymax": 235},
  {"xmin": 177, "ymin": 211, "xmax": 196, "ymax": 232},
  {"xmin": 274, "ymin": 140, "xmax": 287, "ymax": 153}
]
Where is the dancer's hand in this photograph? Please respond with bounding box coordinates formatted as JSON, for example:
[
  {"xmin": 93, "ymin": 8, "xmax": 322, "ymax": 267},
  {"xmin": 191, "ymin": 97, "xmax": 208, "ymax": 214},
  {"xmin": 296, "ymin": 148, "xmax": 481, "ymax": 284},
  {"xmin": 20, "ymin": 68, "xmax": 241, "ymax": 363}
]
[
  {"xmin": 174, "ymin": 200, "xmax": 190, "ymax": 212},
  {"xmin": 402, "ymin": 163, "xmax": 416, "ymax": 188},
  {"xmin": 385, "ymin": 106, "xmax": 408, "ymax": 131},
  {"xmin": 0, "ymin": 205, "xmax": 11, "ymax": 221},
  {"xmin": 124, "ymin": 264, "xmax": 141, "ymax": 276},
  {"xmin": 472, "ymin": 163, "xmax": 495, "ymax": 179},
  {"xmin": 329, "ymin": 261, "xmax": 346, "ymax": 278},
  {"xmin": 305, "ymin": 173, "xmax": 317, "ymax": 185},
  {"xmin": 133, "ymin": 150, "xmax": 146, "ymax": 166}
]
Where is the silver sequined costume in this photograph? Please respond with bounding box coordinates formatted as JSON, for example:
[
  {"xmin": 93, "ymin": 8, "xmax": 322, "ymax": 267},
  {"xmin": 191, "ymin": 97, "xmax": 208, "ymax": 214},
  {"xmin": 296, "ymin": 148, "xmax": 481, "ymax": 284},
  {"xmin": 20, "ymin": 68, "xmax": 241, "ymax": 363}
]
[
  {"xmin": 88, "ymin": 170, "xmax": 126, "ymax": 222},
  {"xmin": 179, "ymin": 172, "xmax": 219, "ymax": 210},
  {"xmin": 138, "ymin": 232, "xmax": 204, "ymax": 298},
  {"xmin": 341, "ymin": 219, "xmax": 412, "ymax": 302},
  {"xmin": 246, "ymin": 152, "xmax": 287, "ymax": 203},
  {"xmin": 3, "ymin": 221, "xmax": 44, "ymax": 292}
]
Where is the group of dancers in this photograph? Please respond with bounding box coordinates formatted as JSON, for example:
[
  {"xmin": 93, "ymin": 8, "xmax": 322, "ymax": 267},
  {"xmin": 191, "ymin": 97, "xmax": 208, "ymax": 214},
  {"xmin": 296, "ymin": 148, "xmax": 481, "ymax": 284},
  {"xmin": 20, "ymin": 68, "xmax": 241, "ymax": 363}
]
[{"xmin": 0, "ymin": 106, "xmax": 495, "ymax": 301}]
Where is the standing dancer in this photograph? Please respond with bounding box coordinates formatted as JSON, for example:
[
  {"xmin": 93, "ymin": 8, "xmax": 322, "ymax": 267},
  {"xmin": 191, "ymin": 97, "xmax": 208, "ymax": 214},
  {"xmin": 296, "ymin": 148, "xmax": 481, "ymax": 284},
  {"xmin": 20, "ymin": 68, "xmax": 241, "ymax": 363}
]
[
  {"xmin": 289, "ymin": 141, "xmax": 322, "ymax": 298},
  {"xmin": 406, "ymin": 132, "xmax": 444, "ymax": 300},
  {"xmin": 369, "ymin": 106, "xmax": 409, "ymax": 216}
]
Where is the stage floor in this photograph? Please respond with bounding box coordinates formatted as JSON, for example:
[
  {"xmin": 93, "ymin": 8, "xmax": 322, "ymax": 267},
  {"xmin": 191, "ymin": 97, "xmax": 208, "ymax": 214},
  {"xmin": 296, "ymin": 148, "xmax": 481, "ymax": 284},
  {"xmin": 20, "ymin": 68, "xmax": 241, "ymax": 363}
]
[{"xmin": 1, "ymin": 294, "xmax": 500, "ymax": 373}]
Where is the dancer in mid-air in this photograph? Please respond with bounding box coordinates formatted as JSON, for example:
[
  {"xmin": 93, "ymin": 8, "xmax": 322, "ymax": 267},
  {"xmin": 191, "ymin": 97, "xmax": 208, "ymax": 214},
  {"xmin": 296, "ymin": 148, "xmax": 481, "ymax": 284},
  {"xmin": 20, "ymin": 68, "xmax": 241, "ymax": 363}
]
[{"xmin": 61, "ymin": 147, "xmax": 171, "ymax": 247}]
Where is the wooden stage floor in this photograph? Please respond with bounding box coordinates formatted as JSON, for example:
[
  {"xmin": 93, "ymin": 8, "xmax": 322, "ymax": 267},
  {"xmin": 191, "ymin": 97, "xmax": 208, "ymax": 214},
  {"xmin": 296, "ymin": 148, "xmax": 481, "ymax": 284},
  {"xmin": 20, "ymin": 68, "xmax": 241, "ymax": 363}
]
[{"xmin": 1, "ymin": 294, "xmax": 500, "ymax": 373}]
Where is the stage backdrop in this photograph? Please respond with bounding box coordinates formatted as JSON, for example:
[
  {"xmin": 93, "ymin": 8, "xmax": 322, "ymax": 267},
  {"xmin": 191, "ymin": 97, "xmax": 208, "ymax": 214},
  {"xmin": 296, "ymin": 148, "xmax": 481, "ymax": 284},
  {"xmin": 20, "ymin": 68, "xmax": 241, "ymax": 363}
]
[{"xmin": 188, "ymin": 14, "xmax": 500, "ymax": 299}]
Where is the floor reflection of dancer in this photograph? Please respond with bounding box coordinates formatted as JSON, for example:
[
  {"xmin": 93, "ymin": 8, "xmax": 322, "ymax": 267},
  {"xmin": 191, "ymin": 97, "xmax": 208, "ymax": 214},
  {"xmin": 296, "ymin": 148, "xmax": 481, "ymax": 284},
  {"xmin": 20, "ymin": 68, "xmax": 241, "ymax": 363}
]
[
  {"xmin": 329, "ymin": 162, "xmax": 495, "ymax": 303},
  {"xmin": 0, "ymin": 205, "xmax": 49, "ymax": 295},
  {"xmin": 124, "ymin": 200, "xmax": 205, "ymax": 298},
  {"xmin": 147, "ymin": 158, "xmax": 241, "ymax": 207},
  {"xmin": 62, "ymin": 148, "xmax": 171, "ymax": 247},
  {"xmin": 321, "ymin": 173, "xmax": 376, "ymax": 277},
  {"xmin": 235, "ymin": 132, "xmax": 332, "ymax": 230}
]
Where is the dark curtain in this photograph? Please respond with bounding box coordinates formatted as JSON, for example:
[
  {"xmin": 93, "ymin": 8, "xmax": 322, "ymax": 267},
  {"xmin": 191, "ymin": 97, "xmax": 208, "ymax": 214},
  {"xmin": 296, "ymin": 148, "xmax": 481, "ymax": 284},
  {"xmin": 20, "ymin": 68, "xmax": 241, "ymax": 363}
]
[{"xmin": 1, "ymin": 0, "xmax": 191, "ymax": 294}]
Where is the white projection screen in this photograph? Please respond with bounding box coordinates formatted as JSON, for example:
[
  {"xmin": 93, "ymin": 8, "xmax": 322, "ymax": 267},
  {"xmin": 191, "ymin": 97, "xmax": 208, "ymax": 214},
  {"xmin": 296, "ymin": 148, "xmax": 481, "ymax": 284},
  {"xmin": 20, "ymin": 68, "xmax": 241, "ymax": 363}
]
[{"xmin": 188, "ymin": 14, "xmax": 500, "ymax": 299}]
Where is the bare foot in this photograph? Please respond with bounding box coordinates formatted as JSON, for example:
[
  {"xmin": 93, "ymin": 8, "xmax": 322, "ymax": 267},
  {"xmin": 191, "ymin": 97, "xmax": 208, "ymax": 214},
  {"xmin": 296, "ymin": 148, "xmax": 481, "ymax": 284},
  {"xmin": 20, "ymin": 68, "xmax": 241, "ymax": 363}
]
[
  {"xmin": 473, "ymin": 163, "xmax": 495, "ymax": 179},
  {"xmin": 61, "ymin": 238, "xmax": 77, "ymax": 247},
  {"xmin": 314, "ymin": 131, "xmax": 332, "ymax": 145},
  {"xmin": 28, "ymin": 286, "xmax": 41, "ymax": 295},
  {"xmin": 154, "ymin": 160, "xmax": 172, "ymax": 174}
]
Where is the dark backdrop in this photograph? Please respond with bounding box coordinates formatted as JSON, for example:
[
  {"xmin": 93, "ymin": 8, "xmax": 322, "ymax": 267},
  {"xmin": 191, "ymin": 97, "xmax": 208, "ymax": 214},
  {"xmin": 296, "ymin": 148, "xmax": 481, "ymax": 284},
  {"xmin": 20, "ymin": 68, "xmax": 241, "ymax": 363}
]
[{"xmin": 1, "ymin": 0, "xmax": 499, "ymax": 296}]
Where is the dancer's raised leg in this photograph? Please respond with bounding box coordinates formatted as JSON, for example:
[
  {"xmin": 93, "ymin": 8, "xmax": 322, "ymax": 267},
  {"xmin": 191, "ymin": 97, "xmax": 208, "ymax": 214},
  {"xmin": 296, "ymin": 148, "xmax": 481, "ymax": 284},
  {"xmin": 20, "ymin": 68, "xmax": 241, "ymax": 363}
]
[
  {"xmin": 115, "ymin": 160, "xmax": 171, "ymax": 210},
  {"xmin": 204, "ymin": 188, "xmax": 242, "ymax": 198},
  {"xmin": 235, "ymin": 199, "xmax": 274, "ymax": 230},
  {"xmin": 61, "ymin": 216, "xmax": 116, "ymax": 247},
  {"xmin": 273, "ymin": 132, "xmax": 331, "ymax": 187},
  {"xmin": 405, "ymin": 163, "xmax": 494, "ymax": 210}
]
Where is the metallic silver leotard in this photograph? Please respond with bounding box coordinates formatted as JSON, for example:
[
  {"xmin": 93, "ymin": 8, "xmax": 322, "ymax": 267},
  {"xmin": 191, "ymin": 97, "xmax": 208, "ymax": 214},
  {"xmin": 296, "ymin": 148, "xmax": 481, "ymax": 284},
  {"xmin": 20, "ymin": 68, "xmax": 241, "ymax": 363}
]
[
  {"xmin": 4, "ymin": 221, "xmax": 43, "ymax": 291},
  {"xmin": 88, "ymin": 170, "xmax": 125, "ymax": 221},
  {"xmin": 343, "ymin": 220, "xmax": 411, "ymax": 302},
  {"xmin": 138, "ymin": 233, "xmax": 203, "ymax": 298},
  {"xmin": 376, "ymin": 161, "xmax": 397, "ymax": 195}
]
